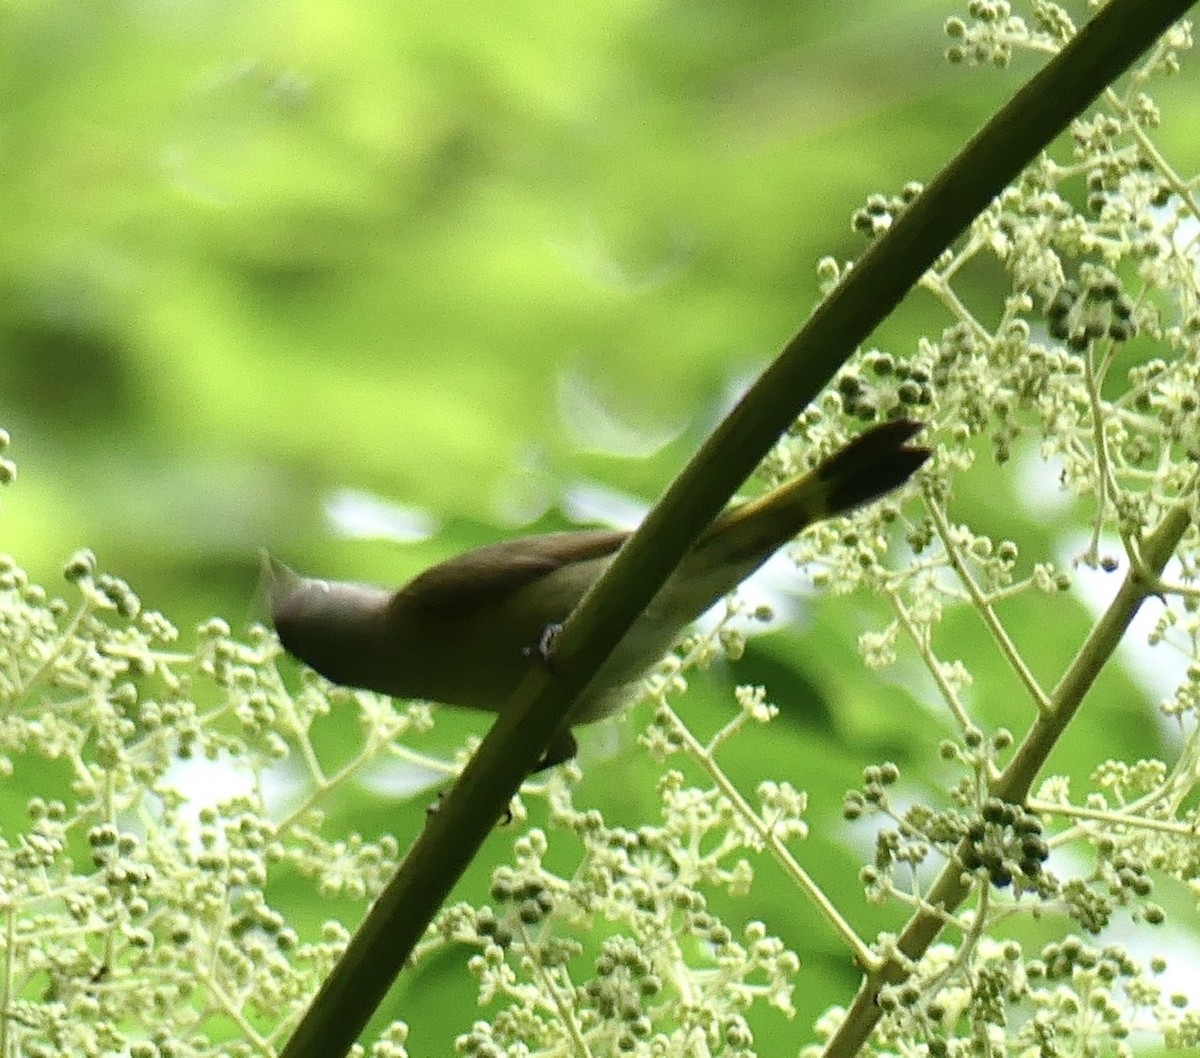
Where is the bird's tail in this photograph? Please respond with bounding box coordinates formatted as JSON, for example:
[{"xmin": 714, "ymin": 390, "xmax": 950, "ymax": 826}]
[
  {"xmin": 801, "ymin": 418, "xmax": 930, "ymax": 518},
  {"xmin": 696, "ymin": 419, "xmax": 931, "ymax": 565}
]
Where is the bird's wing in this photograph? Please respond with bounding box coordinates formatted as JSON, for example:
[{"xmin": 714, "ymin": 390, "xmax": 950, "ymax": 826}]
[{"xmin": 397, "ymin": 529, "xmax": 629, "ymax": 617}]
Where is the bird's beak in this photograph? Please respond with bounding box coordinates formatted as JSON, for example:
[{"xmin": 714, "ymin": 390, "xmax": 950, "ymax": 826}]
[{"xmin": 258, "ymin": 549, "xmax": 300, "ymax": 616}]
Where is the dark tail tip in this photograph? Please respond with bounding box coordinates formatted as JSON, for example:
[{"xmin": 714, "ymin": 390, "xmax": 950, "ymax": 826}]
[{"xmin": 818, "ymin": 419, "xmax": 931, "ymax": 516}]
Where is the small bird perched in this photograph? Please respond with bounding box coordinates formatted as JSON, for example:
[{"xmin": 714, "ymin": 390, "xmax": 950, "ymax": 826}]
[{"xmin": 264, "ymin": 419, "xmax": 930, "ymax": 766}]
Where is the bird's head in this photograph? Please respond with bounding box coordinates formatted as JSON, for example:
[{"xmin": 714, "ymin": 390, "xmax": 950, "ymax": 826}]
[{"xmin": 260, "ymin": 551, "xmax": 392, "ymax": 691}]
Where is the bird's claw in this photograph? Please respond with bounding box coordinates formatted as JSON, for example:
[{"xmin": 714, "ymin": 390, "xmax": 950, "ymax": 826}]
[{"xmin": 523, "ymin": 622, "xmax": 563, "ymax": 668}]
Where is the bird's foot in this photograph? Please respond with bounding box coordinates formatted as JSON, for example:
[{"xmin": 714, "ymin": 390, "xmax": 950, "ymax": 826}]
[{"xmin": 522, "ymin": 622, "xmax": 563, "ymax": 668}]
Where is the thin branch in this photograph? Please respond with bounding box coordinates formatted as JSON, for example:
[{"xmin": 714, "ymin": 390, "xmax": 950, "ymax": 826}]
[
  {"xmin": 515, "ymin": 920, "xmax": 594, "ymax": 1058},
  {"xmin": 927, "ymin": 499, "xmax": 1052, "ymax": 715},
  {"xmin": 1027, "ymin": 796, "xmax": 1200, "ymax": 838},
  {"xmin": 887, "ymin": 586, "xmax": 976, "ymax": 733},
  {"xmin": 661, "ymin": 698, "xmax": 881, "ymax": 973}
]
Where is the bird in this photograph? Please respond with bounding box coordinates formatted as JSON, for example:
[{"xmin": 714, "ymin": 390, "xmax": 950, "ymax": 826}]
[{"xmin": 263, "ymin": 419, "xmax": 930, "ymax": 767}]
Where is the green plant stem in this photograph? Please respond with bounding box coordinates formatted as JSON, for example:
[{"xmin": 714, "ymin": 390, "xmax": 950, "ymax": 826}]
[
  {"xmin": 515, "ymin": 920, "xmax": 594, "ymax": 1058},
  {"xmin": 1027, "ymin": 797, "xmax": 1199, "ymax": 838},
  {"xmin": 887, "ymin": 584, "xmax": 975, "ymax": 733},
  {"xmin": 822, "ymin": 494, "xmax": 1194, "ymax": 1058},
  {"xmin": 280, "ymin": 1, "xmax": 1195, "ymax": 1055},
  {"xmin": 926, "ymin": 499, "xmax": 1052, "ymax": 714},
  {"xmin": 0, "ymin": 903, "xmax": 13, "ymax": 1058},
  {"xmin": 663, "ymin": 699, "xmax": 880, "ymax": 972},
  {"xmin": 13, "ymin": 596, "xmax": 93, "ymax": 708}
]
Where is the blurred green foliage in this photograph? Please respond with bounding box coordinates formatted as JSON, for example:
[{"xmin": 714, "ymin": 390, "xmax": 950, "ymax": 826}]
[
  {"xmin": 2, "ymin": 0, "xmax": 1198, "ymax": 1051},
  {"xmin": 1, "ymin": 0, "xmax": 976, "ymax": 610}
]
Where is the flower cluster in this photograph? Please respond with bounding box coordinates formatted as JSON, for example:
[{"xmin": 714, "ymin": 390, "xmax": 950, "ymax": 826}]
[
  {"xmin": 0, "ymin": 434, "xmax": 419, "ymax": 1056},
  {"xmin": 424, "ymin": 772, "xmax": 801, "ymax": 1057},
  {"xmin": 807, "ymin": 935, "xmax": 1200, "ymax": 1057}
]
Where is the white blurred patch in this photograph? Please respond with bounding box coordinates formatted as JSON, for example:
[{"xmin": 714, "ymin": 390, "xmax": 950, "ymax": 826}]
[
  {"xmin": 561, "ymin": 479, "xmax": 649, "ymax": 531},
  {"xmin": 161, "ymin": 755, "xmax": 257, "ymax": 820},
  {"xmin": 1162, "ymin": 195, "xmax": 1199, "ymax": 263},
  {"xmin": 491, "ymin": 448, "xmax": 557, "ymax": 527},
  {"xmin": 260, "ymin": 762, "xmax": 309, "ymax": 819},
  {"xmin": 546, "ymin": 218, "xmax": 693, "ymax": 294},
  {"xmin": 696, "ymin": 549, "xmax": 811, "ymax": 635},
  {"xmin": 357, "ymin": 757, "xmax": 446, "ymax": 799},
  {"xmin": 1060, "ymin": 531, "xmax": 1188, "ymax": 713},
  {"xmin": 324, "ymin": 487, "xmax": 437, "ymax": 543},
  {"xmin": 557, "ymin": 368, "xmax": 687, "ymax": 457},
  {"xmin": 1008, "ymin": 441, "xmax": 1186, "ymax": 714},
  {"xmin": 1014, "ymin": 445, "xmax": 1074, "ymax": 518}
]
